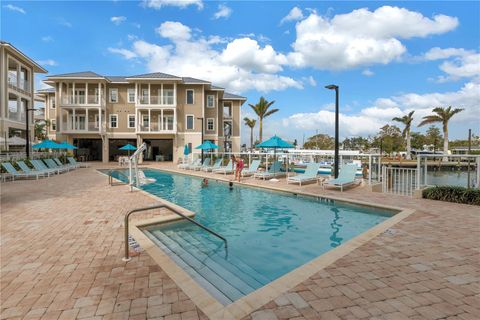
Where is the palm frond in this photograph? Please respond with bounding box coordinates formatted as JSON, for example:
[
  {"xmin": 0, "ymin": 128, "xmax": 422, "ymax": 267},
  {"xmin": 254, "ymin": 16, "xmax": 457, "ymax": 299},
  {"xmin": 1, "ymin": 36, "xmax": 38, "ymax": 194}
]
[
  {"xmin": 418, "ymin": 115, "xmax": 443, "ymax": 127},
  {"xmin": 263, "ymin": 109, "xmax": 279, "ymax": 118}
]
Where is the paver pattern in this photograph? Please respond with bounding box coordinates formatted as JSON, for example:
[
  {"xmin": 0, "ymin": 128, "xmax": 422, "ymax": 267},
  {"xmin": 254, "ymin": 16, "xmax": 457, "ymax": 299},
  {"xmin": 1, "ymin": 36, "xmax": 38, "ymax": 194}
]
[{"xmin": 1, "ymin": 163, "xmax": 479, "ymax": 320}]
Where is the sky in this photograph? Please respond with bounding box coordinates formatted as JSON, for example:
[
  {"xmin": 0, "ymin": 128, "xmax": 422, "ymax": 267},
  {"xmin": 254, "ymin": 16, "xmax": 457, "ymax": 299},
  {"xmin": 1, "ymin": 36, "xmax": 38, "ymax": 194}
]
[{"xmin": 2, "ymin": 0, "xmax": 479, "ymax": 145}]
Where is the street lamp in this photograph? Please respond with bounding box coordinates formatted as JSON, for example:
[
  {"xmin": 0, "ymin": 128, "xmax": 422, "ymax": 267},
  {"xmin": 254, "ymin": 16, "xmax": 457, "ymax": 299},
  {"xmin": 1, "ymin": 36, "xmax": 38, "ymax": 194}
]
[
  {"xmin": 25, "ymin": 107, "xmax": 36, "ymax": 158},
  {"xmin": 325, "ymin": 84, "xmax": 340, "ymax": 178},
  {"xmin": 197, "ymin": 117, "xmax": 204, "ymax": 161}
]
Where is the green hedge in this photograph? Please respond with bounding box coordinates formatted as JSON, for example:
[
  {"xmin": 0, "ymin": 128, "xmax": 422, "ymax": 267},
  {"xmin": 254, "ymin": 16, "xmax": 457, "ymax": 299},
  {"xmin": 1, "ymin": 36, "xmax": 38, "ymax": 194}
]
[{"xmin": 422, "ymin": 186, "xmax": 480, "ymax": 206}]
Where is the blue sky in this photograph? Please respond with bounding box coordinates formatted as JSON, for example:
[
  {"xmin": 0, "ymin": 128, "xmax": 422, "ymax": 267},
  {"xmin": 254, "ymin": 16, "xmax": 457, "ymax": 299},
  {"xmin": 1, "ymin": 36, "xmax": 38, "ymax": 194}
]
[{"xmin": 3, "ymin": 0, "xmax": 479, "ymax": 144}]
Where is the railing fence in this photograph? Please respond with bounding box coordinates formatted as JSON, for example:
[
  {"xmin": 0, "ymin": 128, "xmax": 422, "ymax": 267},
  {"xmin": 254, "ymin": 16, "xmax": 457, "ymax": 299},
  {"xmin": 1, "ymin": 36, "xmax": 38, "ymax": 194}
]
[{"xmin": 382, "ymin": 166, "xmax": 417, "ymax": 196}]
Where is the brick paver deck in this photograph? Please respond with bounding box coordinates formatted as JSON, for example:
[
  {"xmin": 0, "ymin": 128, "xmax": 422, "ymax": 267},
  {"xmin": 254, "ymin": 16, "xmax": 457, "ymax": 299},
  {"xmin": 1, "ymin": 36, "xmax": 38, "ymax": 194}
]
[{"xmin": 1, "ymin": 163, "xmax": 479, "ymax": 320}]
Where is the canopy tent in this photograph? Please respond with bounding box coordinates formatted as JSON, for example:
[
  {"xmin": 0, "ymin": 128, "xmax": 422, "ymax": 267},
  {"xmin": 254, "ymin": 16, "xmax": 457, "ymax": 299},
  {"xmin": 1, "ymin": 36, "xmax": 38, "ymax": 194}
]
[{"xmin": 256, "ymin": 135, "xmax": 294, "ymax": 180}]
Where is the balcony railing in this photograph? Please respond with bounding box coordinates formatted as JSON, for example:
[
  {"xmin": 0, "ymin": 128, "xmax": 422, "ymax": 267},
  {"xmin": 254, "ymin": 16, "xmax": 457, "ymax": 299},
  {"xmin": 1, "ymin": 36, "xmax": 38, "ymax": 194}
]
[
  {"xmin": 7, "ymin": 74, "xmax": 30, "ymax": 93},
  {"xmin": 137, "ymin": 122, "xmax": 176, "ymax": 133},
  {"xmin": 61, "ymin": 121, "xmax": 102, "ymax": 133},
  {"xmin": 61, "ymin": 95, "xmax": 102, "ymax": 105},
  {"xmin": 137, "ymin": 95, "xmax": 175, "ymax": 106}
]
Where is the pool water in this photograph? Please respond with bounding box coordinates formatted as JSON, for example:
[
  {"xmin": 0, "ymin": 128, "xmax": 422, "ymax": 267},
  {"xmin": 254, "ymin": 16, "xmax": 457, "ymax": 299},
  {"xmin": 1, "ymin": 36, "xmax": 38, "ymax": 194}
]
[{"xmin": 108, "ymin": 169, "xmax": 394, "ymax": 304}]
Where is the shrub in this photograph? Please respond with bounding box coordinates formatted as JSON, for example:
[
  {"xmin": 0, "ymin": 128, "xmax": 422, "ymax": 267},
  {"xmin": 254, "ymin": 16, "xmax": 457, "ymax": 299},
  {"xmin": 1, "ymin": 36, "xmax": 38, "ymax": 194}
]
[{"xmin": 422, "ymin": 186, "xmax": 480, "ymax": 206}]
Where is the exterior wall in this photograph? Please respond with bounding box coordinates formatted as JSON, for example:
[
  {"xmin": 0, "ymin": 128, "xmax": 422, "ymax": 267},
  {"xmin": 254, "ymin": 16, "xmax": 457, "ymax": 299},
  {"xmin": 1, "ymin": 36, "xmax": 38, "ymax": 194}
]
[{"xmin": 42, "ymin": 78, "xmax": 245, "ymax": 162}]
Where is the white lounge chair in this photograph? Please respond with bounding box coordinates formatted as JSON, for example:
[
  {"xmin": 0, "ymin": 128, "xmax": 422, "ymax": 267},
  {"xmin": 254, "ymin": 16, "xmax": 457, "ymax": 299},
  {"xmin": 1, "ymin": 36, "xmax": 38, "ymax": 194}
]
[
  {"xmin": 323, "ymin": 164, "xmax": 360, "ymax": 191},
  {"xmin": 192, "ymin": 158, "xmax": 210, "ymax": 171},
  {"xmin": 213, "ymin": 160, "xmax": 234, "ymax": 175},
  {"xmin": 254, "ymin": 161, "xmax": 285, "ymax": 180},
  {"xmin": 203, "ymin": 159, "xmax": 222, "ymax": 172},
  {"xmin": 68, "ymin": 157, "xmax": 89, "ymax": 168},
  {"xmin": 287, "ymin": 162, "xmax": 321, "ymax": 186},
  {"xmin": 241, "ymin": 159, "xmax": 261, "ymax": 177},
  {"xmin": 186, "ymin": 159, "xmax": 202, "ymax": 170}
]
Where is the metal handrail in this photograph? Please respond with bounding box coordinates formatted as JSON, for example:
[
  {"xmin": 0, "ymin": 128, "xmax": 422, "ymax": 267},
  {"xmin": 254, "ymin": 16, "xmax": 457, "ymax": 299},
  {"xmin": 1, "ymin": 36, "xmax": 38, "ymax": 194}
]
[
  {"xmin": 108, "ymin": 169, "xmax": 130, "ymax": 187},
  {"xmin": 123, "ymin": 203, "xmax": 227, "ymax": 261}
]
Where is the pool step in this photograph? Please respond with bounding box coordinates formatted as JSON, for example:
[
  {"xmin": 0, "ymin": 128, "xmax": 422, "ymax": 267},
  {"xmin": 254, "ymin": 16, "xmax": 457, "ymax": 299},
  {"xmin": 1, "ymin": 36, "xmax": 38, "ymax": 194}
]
[{"xmin": 150, "ymin": 229, "xmax": 260, "ymax": 304}]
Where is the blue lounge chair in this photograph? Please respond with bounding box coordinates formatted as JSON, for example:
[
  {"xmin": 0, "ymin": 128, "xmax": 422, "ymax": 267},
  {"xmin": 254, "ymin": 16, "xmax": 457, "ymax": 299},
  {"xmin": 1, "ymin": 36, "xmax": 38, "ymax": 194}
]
[
  {"xmin": 323, "ymin": 163, "xmax": 360, "ymax": 191},
  {"xmin": 213, "ymin": 160, "xmax": 234, "ymax": 175},
  {"xmin": 68, "ymin": 157, "xmax": 89, "ymax": 168},
  {"xmin": 254, "ymin": 161, "xmax": 285, "ymax": 180},
  {"xmin": 203, "ymin": 159, "xmax": 222, "ymax": 172},
  {"xmin": 1, "ymin": 162, "xmax": 43, "ymax": 180},
  {"xmin": 30, "ymin": 160, "xmax": 60, "ymax": 175},
  {"xmin": 287, "ymin": 162, "xmax": 322, "ymax": 186},
  {"xmin": 44, "ymin": 159, "xmax": 70, "ymax": 173},
  {"xmin": 17, "ymin": 161, "xmax": 52, "ymax": 177},
  {"xmin": 241, "ymin": 159, "xmax": 261, "ymax": 177},
  {"xmin": 192, "ymin": 158, "xmax": 210, "ymax": 171},
  {"xmin": 54, "ymin": 158, "xmax": 76, "ymax": 170}
]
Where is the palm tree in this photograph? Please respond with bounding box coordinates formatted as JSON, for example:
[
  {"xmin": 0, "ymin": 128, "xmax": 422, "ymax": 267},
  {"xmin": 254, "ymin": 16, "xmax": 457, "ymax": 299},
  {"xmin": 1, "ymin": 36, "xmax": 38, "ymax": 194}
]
[
  {"xmin": 392, "ymin": 111, "xmax": 415, "ymax": 160},
  {"xmin": 248, "ymin": 97, "xmax": 279, "ymax": 142},
  {"xmin": 419, "ymin": 106, "xmax": 464, "ymax": 158},
  {"xmin": 243, "ymin": 117, "xmax": 256, "ymax": 149}
]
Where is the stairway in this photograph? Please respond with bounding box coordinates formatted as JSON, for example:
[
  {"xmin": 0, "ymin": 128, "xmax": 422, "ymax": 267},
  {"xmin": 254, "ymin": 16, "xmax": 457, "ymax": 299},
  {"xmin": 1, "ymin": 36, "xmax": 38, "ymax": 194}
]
[{"xmin": 146, "ymin": 228, "xmax": 271, "ymax": 305}]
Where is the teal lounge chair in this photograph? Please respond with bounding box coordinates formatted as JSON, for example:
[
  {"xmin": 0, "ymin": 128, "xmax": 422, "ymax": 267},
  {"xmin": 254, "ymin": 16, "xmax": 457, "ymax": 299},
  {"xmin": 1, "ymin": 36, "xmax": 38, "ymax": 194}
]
[
  {"xmin": 323, "ymin": 163, "xmax": 360, "ymax": 191},
  {"xmin": 213, "ymin": 160, "xmax": 234, "ymax": 175},
  {"xmin": 287, "ymin": 162, "xmax": 322, "ymax": 186},
  {"xmin": 193, "ymin": 158, "xmax": 210, "ymax": 171},
  {"xmin": 17, "ymin": 161, "xmax": 52, "ymax": 177},
  {"xmin": 30, "ymin": 160, "xmax": 60, "ymax": 175},
  {"xmin": 44, "ymin": 159, "xmax": 70, "ymax": 173},
  {"xmin": 67, "ymin": 157, "xmax": 89, "ymax": 168},
  {"xmin": 241, "ymin": 159, "xmax": 261, "ymax": 177},
  {"xmin": 54, "ymin": 158, "xmax": 76, "ymax": 170},
  {"xmin": 1, "ymin": 162, "xmax": 43, "ymax": 180},
  {"xmin": 203, "ymin": 159, "xmax": 222, "ymax": 172},
  {"xmin": 254, "ymin": 161, "xmax": 285, "ymax": 180}
]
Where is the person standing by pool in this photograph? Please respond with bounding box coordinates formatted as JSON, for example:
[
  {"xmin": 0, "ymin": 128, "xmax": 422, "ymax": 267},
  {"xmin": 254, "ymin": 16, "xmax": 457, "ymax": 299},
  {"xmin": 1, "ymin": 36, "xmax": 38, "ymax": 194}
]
[{"xmin": 231, "ymin": 155, "xmax": 244, "ymax": 182}]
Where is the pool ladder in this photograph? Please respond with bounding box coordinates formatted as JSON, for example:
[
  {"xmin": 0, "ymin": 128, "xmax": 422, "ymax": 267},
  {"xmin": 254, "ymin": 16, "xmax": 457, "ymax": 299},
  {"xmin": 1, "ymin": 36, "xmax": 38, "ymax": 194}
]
[{"xmin": 123, "ymin": 203, "xmax": 228, "ymax": 261}]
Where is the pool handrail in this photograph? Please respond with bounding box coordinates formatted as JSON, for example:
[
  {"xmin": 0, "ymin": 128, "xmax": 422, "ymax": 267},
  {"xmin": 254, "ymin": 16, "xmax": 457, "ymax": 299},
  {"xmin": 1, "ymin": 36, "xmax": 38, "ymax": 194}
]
[{"xmin": 123, "ymin": 203, "xmax": 228, "ymax": 261}]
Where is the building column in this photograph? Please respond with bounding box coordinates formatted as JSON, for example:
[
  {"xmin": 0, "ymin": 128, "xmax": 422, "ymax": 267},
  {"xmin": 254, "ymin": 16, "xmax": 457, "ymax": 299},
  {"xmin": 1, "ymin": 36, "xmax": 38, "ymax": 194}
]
[
  {"xmin": 86, "ymin": 108, "xmax": 89, "ymax": 131},
  {"xmin": 173, "ymin": 83, "xmax": 177, "ymax": 106},
  {"xmin": 85, "ymin": 82, "xmax": 88, "ymax": 104},
  {"xmin": 72, "ymin": 82, "xmax": 75, "ymax": 104},
  {"xmin": 73, "ymin": 108, "xmax": 76, "ymax": 131},
  {"xmin": 148, "ymin": 109, "xmax": 151, "ymax": 132},
  {"xmin": 135, "ymin": 83, "xmax": 138, "ymax": 104},
  {"xmin": 98, "ymin": 107, "xmax": 101, "ymax": 132},
  {"xmin": 97, "ymin": 83, "xmax": 101, "ymax": 105},
  {"xmin": 17, "ymin": 96, "xmax": 21, "ymax": 121},
  {"xmin": 102, "ymin": 137, "xmax": 109, "ymax": 163},
  {"xmin": 160, "ymin": 83, "xmax": 163, "ymax": 105},
  {"xmin": 160, "ymin": 109, "xmax": 164, "ymax": 131},
  {"xmin": 148, "ymin": 83, "xmax": 151, "ymax": 104}
]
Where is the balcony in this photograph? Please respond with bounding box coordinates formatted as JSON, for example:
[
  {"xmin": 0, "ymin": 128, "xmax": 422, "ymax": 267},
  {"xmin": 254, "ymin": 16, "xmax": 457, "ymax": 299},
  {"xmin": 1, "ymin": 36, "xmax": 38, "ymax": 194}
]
[
  {"xmin": 136, "ymin": 121, "xmax": 176, "ymax": 134},
  {"xmin": 61, "ymin": 95, "xmax": 104, "ymax": 107},
  {"xmin": 60, "ymin": 121, "xmax": 103, "ymax": 134},
  {"xmin": 7, "ymin": 74, "xmax": 31, "ymax": 95},
  {"xmin": 136, "ymin": 95, "xmax": 175, "ymax": 107}
]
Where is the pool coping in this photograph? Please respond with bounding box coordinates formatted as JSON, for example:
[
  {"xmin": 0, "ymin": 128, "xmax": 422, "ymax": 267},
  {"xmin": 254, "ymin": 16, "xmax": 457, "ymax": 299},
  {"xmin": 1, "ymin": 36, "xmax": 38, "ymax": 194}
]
[{"xmin": 100, "ymin": 167, "xmax": 416, "ymax": 320}]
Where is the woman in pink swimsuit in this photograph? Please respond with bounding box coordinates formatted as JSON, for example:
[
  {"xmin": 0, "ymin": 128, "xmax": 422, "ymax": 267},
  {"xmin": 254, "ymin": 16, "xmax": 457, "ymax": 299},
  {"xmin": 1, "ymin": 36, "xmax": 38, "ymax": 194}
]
[{"xmin": 231, "ymin": 155, "xmax": 244, "ymax": 182}]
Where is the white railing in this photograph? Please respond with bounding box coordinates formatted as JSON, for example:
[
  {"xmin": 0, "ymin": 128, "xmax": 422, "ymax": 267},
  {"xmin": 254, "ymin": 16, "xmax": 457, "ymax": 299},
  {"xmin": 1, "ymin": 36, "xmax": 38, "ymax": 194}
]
[{"xmin": 382, "ymin": 166, "xmax": 417, "ymax": 196}]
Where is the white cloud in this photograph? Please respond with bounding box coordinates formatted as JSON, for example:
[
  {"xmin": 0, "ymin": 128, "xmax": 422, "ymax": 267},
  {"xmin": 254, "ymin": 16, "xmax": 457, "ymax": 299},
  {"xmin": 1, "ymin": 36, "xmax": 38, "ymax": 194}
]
[
  {"xmin": 131, "ymin": 22, "xmax": 141, "ymax": 29},
  {"xmin": 424, "ymin": 47, "xmax": 480, "ymax": 82},
  {"xmin": 37, "ymin": 59, "xmax": 57, "ymax": 66},
  {"xmin": 110, "ymin": 21, "xmax": 301, "ymax": 93},
  {"xmin": 362, "ymin": 69, "xmax": 374, "ymax": 76},
  {"xmin": 108, "ymin": 47, "xmax": 137, "ymax": 59},
  {"xmin": 111, "ymin": 16, "xmax": 127, "ymax": 25},
  {"xmin": 3, "ymin": 4, "xmax": 25, "ymax": 14},
  {"xmin": 301, "ymin": 76, "xmax": 316, "ymax": 86},
  {"xmin": 155, "ymin": 21, "xmax": 192, "ymax": 41},
  {"xmin": 280, "ymin": 81, "xmax": 480, "ymax": 139},
  {"xmin": 58, "ymin": 18, "xmax": 72, "ymax": 28},
  {"xmin": 280, "ymin": 7, "xmax": 303, "ymax": 24},
  {"xmin": 142, "ymin": 0, "xmax": 203, "ymax": 10},
  {"xmin": 41, "ymin": 36, "xmax": 54, "ymax": 43},
  {"xmin": 288, "ymin": 6, "xmax": 458, "ymax": 70},
  {"xmin": 213, "ymin": 4, "xmax": 232, "ymax": 20}
]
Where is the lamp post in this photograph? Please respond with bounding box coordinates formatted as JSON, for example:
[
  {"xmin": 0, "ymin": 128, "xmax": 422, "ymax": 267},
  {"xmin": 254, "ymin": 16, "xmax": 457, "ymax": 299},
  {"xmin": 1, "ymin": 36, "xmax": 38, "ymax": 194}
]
[
  {"xmin": 197, "ymin": 117, "xmax": 204, "ymax": 161},
  {"xmin": 325, "ymin": 84, "xmax": 339, "ymax": 178},
  {"xmin": 25, "ymin": 107, "xmax": 36, "ymax": 158}
]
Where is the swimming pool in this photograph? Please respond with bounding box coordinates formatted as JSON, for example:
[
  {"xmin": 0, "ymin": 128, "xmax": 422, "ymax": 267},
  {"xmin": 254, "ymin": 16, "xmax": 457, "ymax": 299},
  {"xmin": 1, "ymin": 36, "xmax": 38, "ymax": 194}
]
[{"xmin": 108, "ymin": 169, "xmax": 395, "ymax": 305}]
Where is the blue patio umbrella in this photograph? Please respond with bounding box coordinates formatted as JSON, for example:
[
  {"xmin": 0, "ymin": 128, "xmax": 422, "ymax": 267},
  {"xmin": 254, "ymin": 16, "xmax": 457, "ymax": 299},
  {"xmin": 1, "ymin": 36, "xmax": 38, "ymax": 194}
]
[
  {"xmin": 256, "ymin": 135, "xmax": 294, "ymax": 177},
  {"xmin": 196, "ymin": 141, "xmax": 219, "ymax": 161},
  {"xmin": 32, "ymin": 139, "xmax": 62, "ymax": 150},
  {"xmin": 183, "ymin": 144, "xmax": 191, "ymax": 156},
  {"xmin": 58, "ymin": 141, "xmax": 78, "ymax": 150},
  {"xmin": 119, "ymin": 143, "xmax": 137, "ymax": 156}
]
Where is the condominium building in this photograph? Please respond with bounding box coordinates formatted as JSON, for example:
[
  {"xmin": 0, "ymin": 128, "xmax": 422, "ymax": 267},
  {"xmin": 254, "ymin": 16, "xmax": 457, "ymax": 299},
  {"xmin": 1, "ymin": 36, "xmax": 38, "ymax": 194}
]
[
  {"xmin": 38, "ymin": 71, "xmax": 246, "ymax": 162},
  {"xmin": 1, "ymin": 41, "xmax": 47, "ymax": 150}
]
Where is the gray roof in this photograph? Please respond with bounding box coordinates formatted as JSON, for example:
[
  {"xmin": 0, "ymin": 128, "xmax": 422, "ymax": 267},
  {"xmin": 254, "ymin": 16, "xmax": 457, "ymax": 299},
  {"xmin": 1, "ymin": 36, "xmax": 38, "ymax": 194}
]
[
  {"xmin": 36, "ymin": 87, "xmax": 55, "ymax": 93},
  {"xmin": 126, "ymin": 72, "xmax": 181, "ymax": 79},
  {"xmin": 223, "ymin": 92, "xmax": 247, "ymax": 100},
  {"xmin": 47, "ymin": 71, "xmax": 104, "ymax": 78},
  {"xmin": 182, "ymin": 77, "xmax": 210, "ymax": 84},
  {"xmin": 106, "ymin": 76, "xmax": 128, "ymax": 83},
  {"xmin": 210, "ymin": 85, "xmax": 224, "ymax": 90},
  {"xmin": 0, "ymin": 40, "xmax": 48, "ymax": 73}
]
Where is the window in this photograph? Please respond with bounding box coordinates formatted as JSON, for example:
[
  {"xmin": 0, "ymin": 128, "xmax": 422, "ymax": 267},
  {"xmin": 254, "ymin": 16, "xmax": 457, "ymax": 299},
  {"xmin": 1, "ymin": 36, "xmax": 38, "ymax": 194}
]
[
  {"xmin": 51, "ymin": 120, "xmax": 56, "ymax": 131},
  {"xmin": 142, "ymin": 115, "xmax": 149, "ymax": 129},
  {"xmin": 162, "ymin": 115, "xmax": 174, "ymax": 130},
  {"xmin": 207, "ymin": 95, "xmax": 215, "ymax": 108},
  {"xmin": 223, "ymin": 103, "xmax": 232, "ymax": 118},
  {"xmin": 50, "ymin": 96, "xmax": 55, "ymax": 109},
  {"xmin": 207, "ymin": 118, "xmax": 214, "ymax": 131},
  {"xmin": 109, "ymin": 88, "xmax": 118, "ymax": 103},
  {"xmin": 141, "ymin": 89, "xmax": 149, "ymax": 104},
  {"xmin": 128, "ymin": 114, "xmax": 135, "ymax": 128},
  {"xmin": 223, "ymin": 121, "xmax": 232, "ymax": 137},
  {"xmin": 163, "ymin": 89, "xmax": 174, "ymax": 105},
  {"xmin": 186, "ymin": 89, "xmax": 194, "ymax": 104},
  {"xmin": 94, "ymin": 114, "xmax": 99, "ymax": 128},
  {"xmin": 109, "ymin": 114, "xmax": 118, "ymax": 128},
  {"xmin": 186, "ymin": 115, "xmax": 194, "ymax": 130},
  {"xmin": 127, "ymin": 88, "xmax": 135, "ymax": 103}
]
